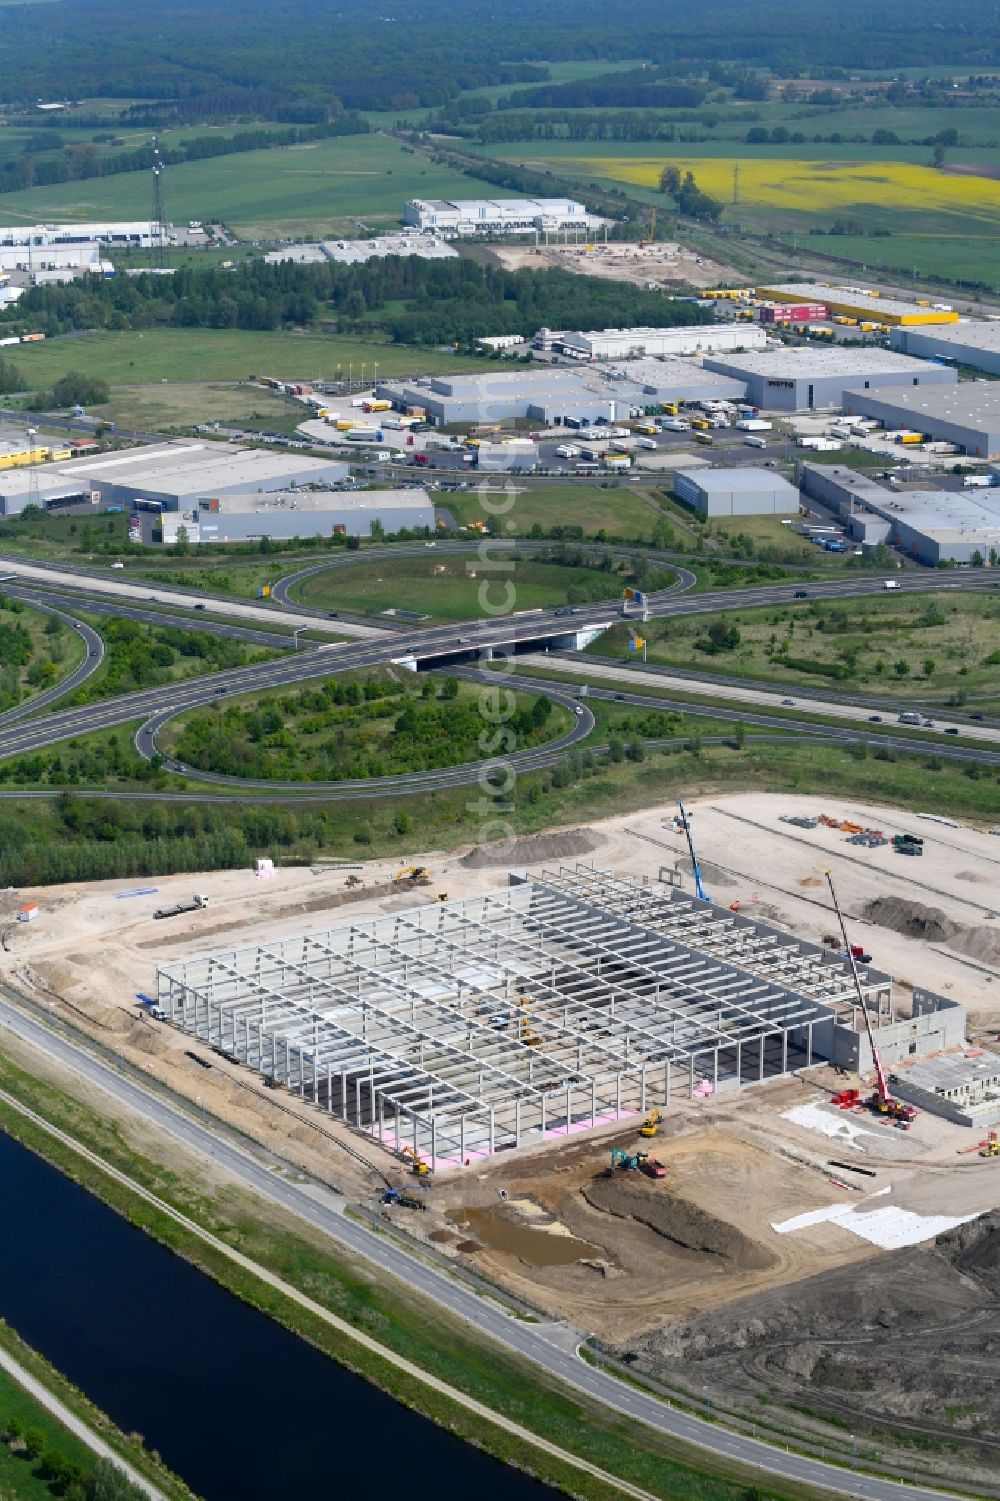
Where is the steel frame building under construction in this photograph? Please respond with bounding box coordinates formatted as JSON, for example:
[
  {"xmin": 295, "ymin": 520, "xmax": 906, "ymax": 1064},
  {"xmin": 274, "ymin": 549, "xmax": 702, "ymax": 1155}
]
[{"xmin": 157, "ymin": 866, "xmax": 963, "ymax": 1170}]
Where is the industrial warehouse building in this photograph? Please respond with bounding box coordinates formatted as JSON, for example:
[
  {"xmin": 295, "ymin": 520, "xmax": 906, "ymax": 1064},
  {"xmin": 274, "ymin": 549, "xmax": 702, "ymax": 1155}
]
[
  {"xmin": 162, "ymin": 487, "xmax": 434, "ymax": 544},
  {"xmin": 265, "ymin": 233, "xmax": 458, "ymax": 267},
  {"xmin": 842, "ymin": 383, "xmax": 1000, "ymax": 459},
  {"xmin": 889, "ymin": 321, "xmax": 1000, "ymax": 377},
  {"xmin": 379, "ymin": 358, "xmax": 746, "ymax": 426},
  {"xmin": 674, "ymin": 467, "xmax": 801, "ymax": 518},
  {"xmin": 403, "ymin": 198, "xmax": 600, "ymax": 237},
  {"xmin": 798, "ymin": 462, "xmax": 1000, "ymax": 564},
  {"xmin": 0, "ymin": 220, "xmax": 157, "ymax": 249},
  {"xmin": 76, "ymin": 443, "xmax": 350, "ymax": 513},
  {"xmin": 553, "ymin": 323, "xmax": 767, "ymax": 361},
  {"xmin": 756, "ymin": 282, "xmax": 959, "ymax": 327},
  {"xmin": 701, "ymin": 348, "xmax": 955, "ymax": 412},
  {"xmin": 157, "ymin": 866, "xmax": 963, "ymax": 1170}
]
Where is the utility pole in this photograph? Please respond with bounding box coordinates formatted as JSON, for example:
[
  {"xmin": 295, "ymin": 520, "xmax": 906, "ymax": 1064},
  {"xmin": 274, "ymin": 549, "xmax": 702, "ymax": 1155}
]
[
  {"xmin": 150, "ymin": 137, "xmax": 168, "ymax": 270},
  {"xmin": 732, "ymin": 161, "xmax": 740, "ymax": 206}
]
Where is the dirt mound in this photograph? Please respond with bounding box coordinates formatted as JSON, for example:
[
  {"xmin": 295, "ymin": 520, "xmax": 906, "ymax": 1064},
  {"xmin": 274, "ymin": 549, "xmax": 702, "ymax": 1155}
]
[
  {"xmin": 675, "ymin": 854, "xmax": 733, "ymax": 888},
  {"xmin": 864, "ymin": 895, "xmax": 960, "ymax": 944},
  {"xmin": 582, "ymin": 1176, "xmax": 774, "ymax": 1271},
  {"xmin": 863, "ymin": 896, "xmax": 1000, "ymax": 968},
  {"xmin": 460, "ymin": 829, "xmax": 596, "ymax": 869},
  {"xmin": 625, "ymin": 1211, "xmax": 1000, "ymax": 1459}
]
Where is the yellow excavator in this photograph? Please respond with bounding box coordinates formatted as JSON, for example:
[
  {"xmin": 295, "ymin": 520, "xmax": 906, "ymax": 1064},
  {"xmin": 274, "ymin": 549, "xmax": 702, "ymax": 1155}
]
[
  {"xmin": 980, "ymin": 1132, "xmax": 1000, "ymax": 1158},
  {"xmin": 518, "ymin": 995, "xmax": 542, "ymax": 1048},
  {"xmin": 395, "ymin": 866, "xmax": 431, "ymax": 885},
  {"xmin": 402, "ymin": 1147, "xmax": 431, "ymax": 1176},
  {"xmin": 639, "ymin": 1109, "xmax": 662, "ymax": 1138}
]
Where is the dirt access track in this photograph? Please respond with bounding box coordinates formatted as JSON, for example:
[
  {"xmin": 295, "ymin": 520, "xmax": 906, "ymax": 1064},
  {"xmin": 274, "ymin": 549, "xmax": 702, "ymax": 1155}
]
[{"xmin": 3, "ymin": 793, "xmax": 1000, "ymax": 1352}]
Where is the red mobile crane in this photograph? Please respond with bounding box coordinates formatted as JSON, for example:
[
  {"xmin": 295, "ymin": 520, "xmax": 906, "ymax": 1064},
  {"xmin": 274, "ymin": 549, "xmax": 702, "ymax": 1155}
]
[{"xmin": 825, "ymin": 872, "xmax": 916, "ymax": 1130}]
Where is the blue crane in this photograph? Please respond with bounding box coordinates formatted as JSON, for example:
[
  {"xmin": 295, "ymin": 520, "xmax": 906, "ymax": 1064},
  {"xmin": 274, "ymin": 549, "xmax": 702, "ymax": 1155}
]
[{"xmin": 677, "ymin": 799, "xmax": 709, "ymax": 903}]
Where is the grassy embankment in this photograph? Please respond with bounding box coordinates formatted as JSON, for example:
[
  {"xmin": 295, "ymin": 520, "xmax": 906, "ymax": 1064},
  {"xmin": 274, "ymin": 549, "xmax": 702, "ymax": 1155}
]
[
  {"xmin": 0, "ymin": 595, "xmax": 86, "ymax": 714},
  {"xmin": 0, "ymin": 1327, "xmax": 195, "ymax": 1501},
  {"xmin": 591, "ymin": 591, "xmax": 1000, "ymax": 704},
  {"xmin": 0, "ymin": 1043, "xmax": 837, "ymax": 1501}
]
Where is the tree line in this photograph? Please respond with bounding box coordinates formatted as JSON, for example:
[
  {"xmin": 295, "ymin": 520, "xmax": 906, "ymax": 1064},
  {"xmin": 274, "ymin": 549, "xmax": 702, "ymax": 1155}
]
[{"xmin": 3, "ymin": 254, "xmax": 711, "ymax": 348}]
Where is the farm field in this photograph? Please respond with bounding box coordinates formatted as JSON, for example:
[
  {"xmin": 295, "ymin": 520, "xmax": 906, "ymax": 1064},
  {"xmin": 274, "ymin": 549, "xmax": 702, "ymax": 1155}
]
[
  {"xmin": 291, "ymin": 555, "xmax": 641, "ymax": 621},
  {"xmin": 8, "ymin": 328, "xmax": 479, "ymax": 394},
  {"xmin": 599, "ymin": 591, "xmax": 1000, "ymax": 698},
  {"xmin": 0, "ymin": 133, "xmax": 485, "ymax": 239},
  {"xmin": 473, "ymin": 132, "xmax": 1000, "ymax": 284}
]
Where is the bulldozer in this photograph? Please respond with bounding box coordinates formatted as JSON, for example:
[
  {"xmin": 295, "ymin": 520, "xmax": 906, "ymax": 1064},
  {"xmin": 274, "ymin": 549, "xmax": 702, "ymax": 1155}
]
[{"xmin": 639, "ymin": 1109, "xmax": 662, "ymax": 1138}]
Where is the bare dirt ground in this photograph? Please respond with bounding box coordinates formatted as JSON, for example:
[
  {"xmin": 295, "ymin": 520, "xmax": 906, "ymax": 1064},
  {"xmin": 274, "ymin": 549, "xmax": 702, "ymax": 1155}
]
[
  {"xmin": 487, "ymin": 239, "xmax": 736, "ymax": 289},
  {"xmin": 3, "ymin": 791, "xmax": 1000, "ymax": 1354},
  {"xmin": 627, "ymin": 1211, "xmax": 1000, "ymax": 1473}
]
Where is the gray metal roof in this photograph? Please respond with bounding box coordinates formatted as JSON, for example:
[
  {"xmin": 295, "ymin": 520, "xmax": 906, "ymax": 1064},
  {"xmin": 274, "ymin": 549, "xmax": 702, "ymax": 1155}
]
[
  {"xmin": 705, "ymin": 348, "xmax": 939, "ymax": 378},
  {"xmin": 677, "ymin": 466, "xmax": 800, "ymax": 496},
  {"xmin": 843, "ymin": 382, "xmax": 1000, "ymax": 427}
]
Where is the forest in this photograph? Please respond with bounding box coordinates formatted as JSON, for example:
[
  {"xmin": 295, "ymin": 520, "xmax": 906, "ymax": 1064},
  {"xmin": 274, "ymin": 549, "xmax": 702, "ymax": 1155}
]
[
  {"xmin": 3, "ymin": 257, "xmax": 711, "ymax": 348},
  {"xmin": 0, "ymin": 0, "xmax": 994, "ymax": 121}
]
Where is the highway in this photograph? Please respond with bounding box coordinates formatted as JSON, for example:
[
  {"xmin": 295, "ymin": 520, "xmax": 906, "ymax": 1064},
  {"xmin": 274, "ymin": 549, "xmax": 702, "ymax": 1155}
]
[
  {"xmin": 0, "ymin": 988, "xmax": 963, "ymax": 1501},
  {"xmin": 2, "ymin": 559, "xmax": 997, "ymax": 780}
]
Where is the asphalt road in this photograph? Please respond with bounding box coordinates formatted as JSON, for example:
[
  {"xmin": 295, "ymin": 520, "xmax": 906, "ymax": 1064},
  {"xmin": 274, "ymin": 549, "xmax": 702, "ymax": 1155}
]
[
  {"xmin": 0, "ymin": 990, "xmax": 963, "ymax": 1501},
  {"xmin": 1, "ymin": 563, "xmax": 997, "ymax": 774}
]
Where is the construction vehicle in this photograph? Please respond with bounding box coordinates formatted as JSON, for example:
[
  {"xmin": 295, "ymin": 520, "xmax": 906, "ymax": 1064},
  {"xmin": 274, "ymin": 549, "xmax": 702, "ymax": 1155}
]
[
  {"xmin": 401, "ymin": 1148, "xmax": 431, "ymax": 1177},
  {"xmin": 153, "ymin": 893, "xmax": 208, "ymax": 920},
  {"xmin": 382, "ymin": 1189, "xmax": 427, "ymax": 1210},
  {"xmin": 395, "ymin": 866, "xmax": 431, "ymax": 885},
  {"xmin": 640, "ymin": 1157, "xmax": 667, "ymax": 1179},
  {"xmin": 677, "ymin": 799, "xmax": 709, "ymax": 903},
  {"xmin": 980, "ymin": 1132, "xmax": 1000, "ymax": 1158},
  {"xmin": 826, "ymin": 873, "xmax": 917, "ymax": 1129},
  {"xmin": 638, "ymin": 206, "xmax": 657, "ymax": 246},
  {"xmin": 639, "ymin": 1109, "xmax": 662, "ymax": 1138},
  {"xmin": 518, "ymin": 995, "xmax": 542, "ymax": 1047}
]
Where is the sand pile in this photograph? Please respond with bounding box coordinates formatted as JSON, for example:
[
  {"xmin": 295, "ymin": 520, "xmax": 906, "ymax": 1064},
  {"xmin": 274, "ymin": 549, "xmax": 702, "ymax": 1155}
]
[
  {"xmin": 460, "ymin": 829, "xmax": 596, "ymax": 869},
  {"xmin": 863, "ymin": 896, "xmax": 1000, "ymax": 967},
  {"xmin": 582, "ymin": 1176, "xmax": 774, "ymax": 1271}
]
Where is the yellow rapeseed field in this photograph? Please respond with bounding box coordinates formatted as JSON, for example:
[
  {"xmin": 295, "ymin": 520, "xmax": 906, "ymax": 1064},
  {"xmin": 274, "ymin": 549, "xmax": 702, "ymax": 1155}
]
[{"xmin": 571, "ymin": 156, "xmax": 1000, "ymax": 223}]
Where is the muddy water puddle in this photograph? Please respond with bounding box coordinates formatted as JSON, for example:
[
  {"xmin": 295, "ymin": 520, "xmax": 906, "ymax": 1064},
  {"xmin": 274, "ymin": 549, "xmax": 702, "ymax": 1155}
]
[{"xmin": 448, "ymin": 1206, "xmax": 601, "ymax": 1266}]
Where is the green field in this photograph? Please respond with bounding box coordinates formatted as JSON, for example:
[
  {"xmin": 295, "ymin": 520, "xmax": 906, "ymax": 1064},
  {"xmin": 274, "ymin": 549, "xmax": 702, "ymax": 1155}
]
[
  {"xmin": 292, "ymin": 555, "xmax": 640, "ymax": 621},
  {"xmin": 9, "ymin": 328, "xmax": 479, "ymax": 395},
  {"xmin": 0, "ymin": 133, "xmax": 489, "ymax": 239},
  {"xmin": 0, "ymin": 1364, "xmax": 95, "ymax": 1500},
  {"xmin": 443, "ymin": 481, "xmax": 668, "ymax": 542},
  {"xmin": 594, "ymin": 591, "xmax": 1000, "ymax": 698}
]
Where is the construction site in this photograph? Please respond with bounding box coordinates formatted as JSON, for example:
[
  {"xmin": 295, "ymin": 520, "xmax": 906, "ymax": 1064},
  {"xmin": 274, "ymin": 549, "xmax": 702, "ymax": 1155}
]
[
  {"xmin": 486, "ymin": 237, "xmax": 734, "ymax": 290},
  {"xmin": 4, "ymin": 791, "xmax": 1000, "ymax": 1485}
]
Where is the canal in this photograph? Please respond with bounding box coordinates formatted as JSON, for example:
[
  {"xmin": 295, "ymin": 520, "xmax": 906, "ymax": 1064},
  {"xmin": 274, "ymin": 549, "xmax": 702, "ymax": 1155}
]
[{"xmin": 0, "ymin": 1131, "xmax": 552, "ymax": 1499}]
